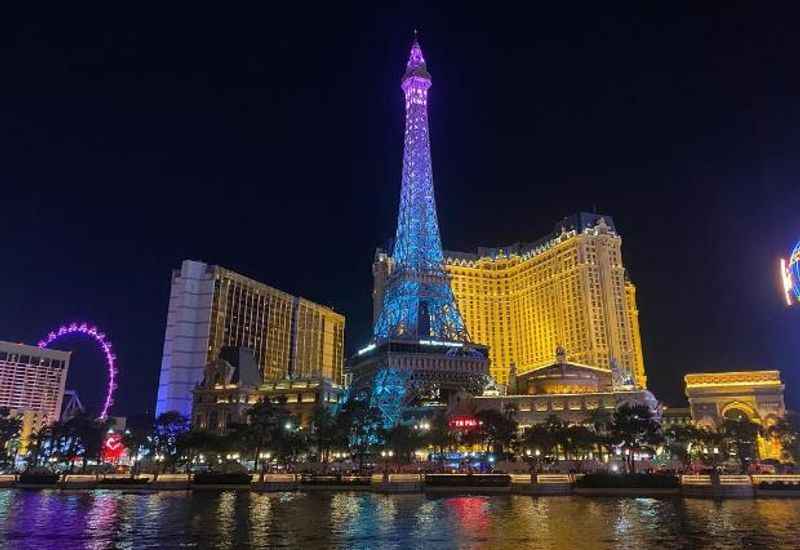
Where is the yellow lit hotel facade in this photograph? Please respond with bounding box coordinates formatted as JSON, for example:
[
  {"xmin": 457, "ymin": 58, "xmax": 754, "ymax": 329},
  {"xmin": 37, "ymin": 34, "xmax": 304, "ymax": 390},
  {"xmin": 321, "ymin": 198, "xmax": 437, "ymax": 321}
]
[{"xmin": 375, "ymin": 213, "xmax": 646, "ymax": 387}]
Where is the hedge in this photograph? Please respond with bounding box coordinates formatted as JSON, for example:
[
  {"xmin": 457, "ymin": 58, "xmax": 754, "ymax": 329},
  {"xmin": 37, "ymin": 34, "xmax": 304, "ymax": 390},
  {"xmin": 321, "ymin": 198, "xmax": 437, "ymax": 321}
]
[
  {"xmin": 18, "ymin": 473, "xmax": 60, "ymax": 484},
  {"xmin": 98, "ymin": 477, "xmax": 151, "ymax": 485},
  {"xmin": 576, "ymin": 473, "xmax": 679, "ymax": 489},
  {"xmin": 193, "ymin": 472, "xmax": 252, "ymax": 485},
  {"xmin": 425, "ymin": 474, "xmax": 511, "ymax": 488},
  {"xmin": 759, "ymin": 481, "xmax": 800, "ymax": 491}
]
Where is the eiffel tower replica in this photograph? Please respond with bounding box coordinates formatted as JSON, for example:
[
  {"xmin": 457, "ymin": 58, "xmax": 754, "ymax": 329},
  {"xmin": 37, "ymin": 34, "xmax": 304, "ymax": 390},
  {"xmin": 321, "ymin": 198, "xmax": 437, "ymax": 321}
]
[{"xmin": 349, "ymin": 36, "xmax": 489, "ymax": 425}]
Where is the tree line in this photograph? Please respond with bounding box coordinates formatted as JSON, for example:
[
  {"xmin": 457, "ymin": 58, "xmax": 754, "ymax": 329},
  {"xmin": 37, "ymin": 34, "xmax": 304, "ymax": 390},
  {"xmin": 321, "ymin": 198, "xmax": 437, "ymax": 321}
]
[{"xmin": 2, "ymin": 400, "xmax": 798, "ymax": 475}]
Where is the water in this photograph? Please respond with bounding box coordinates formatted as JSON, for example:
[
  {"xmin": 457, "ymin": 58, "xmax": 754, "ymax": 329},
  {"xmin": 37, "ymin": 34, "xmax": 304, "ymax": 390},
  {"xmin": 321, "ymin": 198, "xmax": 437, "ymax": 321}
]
[{"xmin": 1, "ymin": 490, "xmax": 799, "ymax": 549}]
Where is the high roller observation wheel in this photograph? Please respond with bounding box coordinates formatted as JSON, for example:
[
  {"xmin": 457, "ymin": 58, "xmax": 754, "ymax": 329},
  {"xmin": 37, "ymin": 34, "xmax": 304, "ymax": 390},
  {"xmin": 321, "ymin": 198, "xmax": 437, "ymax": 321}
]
[{"xmin": 38, "ymin": 322, "xmax": 117, "ymax": 419}]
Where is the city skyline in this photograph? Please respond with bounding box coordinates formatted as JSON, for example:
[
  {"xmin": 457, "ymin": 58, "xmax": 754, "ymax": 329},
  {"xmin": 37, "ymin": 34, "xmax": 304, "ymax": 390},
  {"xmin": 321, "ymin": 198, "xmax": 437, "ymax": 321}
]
[{"xmin": 2, "ymin": 7, "xmax": 800, "ymax": 416}]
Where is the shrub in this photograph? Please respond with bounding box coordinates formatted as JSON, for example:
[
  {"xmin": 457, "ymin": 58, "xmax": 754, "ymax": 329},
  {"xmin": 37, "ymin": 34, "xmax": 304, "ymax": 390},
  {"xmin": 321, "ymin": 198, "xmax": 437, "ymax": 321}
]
[
  {"xmin": 98, "ymin": 478, "xmax": 151, "ymax": 485},
  {"xmin": 193, "ymin": 472, "xmax": 252, "ymax": 485},
  {"xmin": 18, "ymin": 472, "xmax": 60, "ymax": 484},
  {"xmin": 576, "ymin": 473, "xmax": 679, "ymax": 489},
  {"xmin": 759, "ymin": 481, "xmax": 800, "ymax": 491},
  {"xmin": 300, "ymin": 474, "xmax": 372, "ymax": 486},
  {"xmin": 425, "ymin": 474, "xmax": 511, "ymax": 488}
]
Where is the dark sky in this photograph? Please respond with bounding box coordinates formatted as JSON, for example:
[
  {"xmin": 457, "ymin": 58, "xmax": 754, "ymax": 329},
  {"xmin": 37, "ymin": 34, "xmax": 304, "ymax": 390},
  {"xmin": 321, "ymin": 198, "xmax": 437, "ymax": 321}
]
[{"xmin": 2, "ymin": 6, "xmax": 799, "ymax": 416}]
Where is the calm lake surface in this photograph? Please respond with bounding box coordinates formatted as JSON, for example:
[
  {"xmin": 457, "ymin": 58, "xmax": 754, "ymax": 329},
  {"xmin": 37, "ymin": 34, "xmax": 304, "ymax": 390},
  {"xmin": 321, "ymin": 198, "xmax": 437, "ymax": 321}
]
[{"xmin": 1, "ymin": 490, "xmax": 799, "ymax": 549}]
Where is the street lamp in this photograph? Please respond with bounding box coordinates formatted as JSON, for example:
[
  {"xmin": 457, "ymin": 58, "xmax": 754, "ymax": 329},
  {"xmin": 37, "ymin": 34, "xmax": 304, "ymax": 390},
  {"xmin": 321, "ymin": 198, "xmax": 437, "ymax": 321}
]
[{"xmin": 380, "ymin": 450, "xmax": 394, "ymax": 481}]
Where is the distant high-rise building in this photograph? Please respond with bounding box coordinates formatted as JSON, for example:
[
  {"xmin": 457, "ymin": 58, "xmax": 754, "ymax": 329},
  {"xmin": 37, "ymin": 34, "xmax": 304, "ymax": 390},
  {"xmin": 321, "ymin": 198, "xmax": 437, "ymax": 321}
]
[
  {"xmin": 156, "ymin": 260, "xmax": 345, "ymax": 418},
  {"xmin": 402, "ymin": 212, "xmax": 645, "ymax": 387},
  {"xmin": 0, "ymin": 341, "xmax": 71, "ymax": 423}
]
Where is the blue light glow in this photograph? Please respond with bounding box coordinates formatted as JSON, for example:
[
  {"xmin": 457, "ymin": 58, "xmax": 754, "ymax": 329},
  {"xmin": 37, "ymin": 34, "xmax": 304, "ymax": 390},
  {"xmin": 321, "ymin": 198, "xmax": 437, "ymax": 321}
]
[{"xmin": 373, "ymin": 38, "xmax": 468, "ymax": 343}]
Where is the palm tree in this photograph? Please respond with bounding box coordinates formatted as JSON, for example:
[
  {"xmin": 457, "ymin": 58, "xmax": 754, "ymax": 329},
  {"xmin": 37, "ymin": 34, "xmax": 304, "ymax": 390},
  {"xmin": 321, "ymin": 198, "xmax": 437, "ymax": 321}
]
[
  {"xmin": 520, "ymin": 420, "xmax": 561, "ymax": 474},
  {"xmin": 720, "ymin": 418, "xmax": 763, "ymax": 473},
  {"xmin": 243, "ymin": 398, "xmax": 287, "ymax": 481},
  {"xmin": 426, "ymin": 412, "xmax": 456, "ymax": 465},
  {"xmin": 561, "ymin": 425, "xmax": 597, "ymax": 471},
  {"xmin": 121, "ymin": 419, "xmax": 152, "ymax": 479},
  {"xmin": 177, "ymin": 429, "xmax": 220, "ymax": 475},
  {"xmin": 664, "ymin": 424, "xmax": 706, "ymax": 471},
  {"xmin": 475, "ymin": 408, "xmax": 518, "ymax": 457},
  {"xmin": 766, "ymin": 414, "xmax": 800, "ymax": 465},
  {"xmin": 383, "ymin": 424, "xmax": 426, "ymax": 463},
  {"xmin": 0, "ymin": 407, "xmax": 22, "ymax": 470},
  {"xmin": 151, "ymin": 411, "xmax": 190, "ymax": 478},
  {"xmin": 309, "ymin": 404, "xmax": 338, "ymax": 468},
  {"xmin": 336, "ymin": 398, "xmax": 383, "ymax": 471},
  {"xmin": 610, "ymin": 404, "xmax": 663, "ymax": 473}
]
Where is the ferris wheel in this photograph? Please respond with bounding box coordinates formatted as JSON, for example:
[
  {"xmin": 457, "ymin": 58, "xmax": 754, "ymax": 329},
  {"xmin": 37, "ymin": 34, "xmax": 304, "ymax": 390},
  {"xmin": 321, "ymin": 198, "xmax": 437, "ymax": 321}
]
[{"xmin": 37, "ymin": 322, "xmax": 117, "ymax": 419}]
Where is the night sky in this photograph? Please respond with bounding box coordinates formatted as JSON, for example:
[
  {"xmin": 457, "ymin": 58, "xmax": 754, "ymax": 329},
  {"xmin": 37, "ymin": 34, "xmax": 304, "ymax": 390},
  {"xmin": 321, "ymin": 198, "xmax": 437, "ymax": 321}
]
[{"xmin": 2, "ymin": 6, "xmax": 799, "ymax": 417}]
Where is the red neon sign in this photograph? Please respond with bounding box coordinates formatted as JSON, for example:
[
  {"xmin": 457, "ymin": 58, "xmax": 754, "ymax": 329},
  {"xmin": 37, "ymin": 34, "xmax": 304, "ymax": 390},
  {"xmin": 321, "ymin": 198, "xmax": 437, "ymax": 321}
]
[{"xmin": 448, "ymin": 416, "xmax": 481, "ymax": 430}]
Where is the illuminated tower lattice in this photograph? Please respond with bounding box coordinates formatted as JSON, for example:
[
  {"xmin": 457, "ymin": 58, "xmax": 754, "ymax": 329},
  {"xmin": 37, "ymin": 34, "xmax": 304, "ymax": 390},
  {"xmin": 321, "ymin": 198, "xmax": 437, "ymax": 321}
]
[{"xmin": 373, "ymin": 38, "xmax": 468, "ymax": 343}]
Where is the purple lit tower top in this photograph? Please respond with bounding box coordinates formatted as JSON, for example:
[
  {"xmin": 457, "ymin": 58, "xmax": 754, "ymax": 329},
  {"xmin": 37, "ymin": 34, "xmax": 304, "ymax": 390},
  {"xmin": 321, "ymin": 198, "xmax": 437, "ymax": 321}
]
[
  {"xmin": 373, "ymin": 37, "xmax": 468, "ymax": 342},
  {"xmin": 393, "ymin": 38, "xmax": 441, "ymax": 270}
]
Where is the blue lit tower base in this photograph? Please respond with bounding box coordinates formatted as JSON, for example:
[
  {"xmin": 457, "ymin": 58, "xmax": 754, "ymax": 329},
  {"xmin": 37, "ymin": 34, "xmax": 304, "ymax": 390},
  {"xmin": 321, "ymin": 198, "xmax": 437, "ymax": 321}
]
[
  {"xmin": 348, "ymin": 339, "xmax": 489, "ymax": 426},
  {"xmin": 349, "ymin": 37, "xmax": 489, "ymax": 426}
]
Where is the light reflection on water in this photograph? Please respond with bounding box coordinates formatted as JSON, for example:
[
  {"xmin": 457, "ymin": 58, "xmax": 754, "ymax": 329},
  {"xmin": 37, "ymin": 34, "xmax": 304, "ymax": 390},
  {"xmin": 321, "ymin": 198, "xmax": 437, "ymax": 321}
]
[{"xmin": 1, "ymin": 490, "xmax": 799, "ymax": 549}]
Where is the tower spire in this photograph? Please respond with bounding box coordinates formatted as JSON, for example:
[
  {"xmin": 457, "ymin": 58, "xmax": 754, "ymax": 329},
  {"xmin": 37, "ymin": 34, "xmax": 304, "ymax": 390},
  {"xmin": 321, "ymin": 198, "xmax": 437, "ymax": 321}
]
[{"xmin": 373, "ymin": 37, "xmax": 469, "ymax": 343}]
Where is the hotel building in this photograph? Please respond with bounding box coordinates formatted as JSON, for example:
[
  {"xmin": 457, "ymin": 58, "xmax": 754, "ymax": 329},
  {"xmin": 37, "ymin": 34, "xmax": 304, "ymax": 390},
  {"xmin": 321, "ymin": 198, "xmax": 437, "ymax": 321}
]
[
  {"xmin": 156, "ymin": 260, "xmax": 345, "ymax": 418},
  {"xmin": 0, "ymin": 341, "xmax": 71, "ymax": 425},
  {"xmin": 374, "ymin": 212, "xmax": 646, "ymax": 388}
]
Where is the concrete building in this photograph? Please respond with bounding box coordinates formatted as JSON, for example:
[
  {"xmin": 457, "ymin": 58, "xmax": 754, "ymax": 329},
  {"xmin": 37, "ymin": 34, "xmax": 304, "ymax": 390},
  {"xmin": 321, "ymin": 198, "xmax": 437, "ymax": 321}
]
[
  {"xmin": 0, "ymin": 341, "xmax": 71, "ymax": 424},
  {"xmin": 192, "ymin": 347, "xmax": 345, "ymax": 433},
  {"xmin": 374, "ymin": 213, "xmax": 646, "ymax": 387},
  {"xmin": 156, "ymin": 260, "xmax": 345, "ymax": 418}
]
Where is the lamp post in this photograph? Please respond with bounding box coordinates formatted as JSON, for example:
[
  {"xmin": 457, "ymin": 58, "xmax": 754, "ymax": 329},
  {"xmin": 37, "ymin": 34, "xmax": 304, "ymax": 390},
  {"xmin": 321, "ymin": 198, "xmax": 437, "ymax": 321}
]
[
  {"xmin": 380, "ymin": 449, "xmax": 394, "ymax": 482},
  {"xmin": 258, "ymin": 451, "xmax": 272, "ymax": 480}
]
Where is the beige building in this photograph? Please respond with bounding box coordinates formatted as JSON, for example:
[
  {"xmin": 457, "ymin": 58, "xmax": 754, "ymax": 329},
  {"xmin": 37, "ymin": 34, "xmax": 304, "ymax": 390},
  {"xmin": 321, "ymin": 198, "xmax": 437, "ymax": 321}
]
[
  {"xmin": 192, "ymin": 347, "xmax": 345, "ymax": 433},
  {"xmin": 684, "ymin": 371, "xmax": 786, "ymax": 427},
  {"xmin": 0, "ymin": 341, "xmax": 71, "ymax": 423},
  {"xmin": 684, "ymin": 370, "xmax": 787, "ymax": 460},
  {"xmin": 375, "ymin": 213, "xmax": 645, "ymax": 387},
  {"xmin": 157, "ymin": 260, "xmax": 345, "ymax": 417}
]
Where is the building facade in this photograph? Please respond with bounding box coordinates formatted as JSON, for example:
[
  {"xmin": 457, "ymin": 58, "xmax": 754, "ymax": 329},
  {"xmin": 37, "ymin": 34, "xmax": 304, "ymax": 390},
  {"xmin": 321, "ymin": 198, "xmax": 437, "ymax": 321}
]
[
  {"xmin": 684, "ymin": 370, "xmax": 786, "ymax": 427},
  {"xmin": 156, "ymin": 260, "xmax": 345, "ymax": 417},
  {"xmin": 375, "ymin": 213, "xmax": 645, "ymax": 387},
  {"xmin": 683, "ymin": 370, "xmax": 787, "ymax": 460},
  {"xmin": 448, "ymin": 346, "xmax": 656, "ymax": 427},
  {"xmin": 0, "ymin": 341, "xmax": 71, "ymax": 424},
  {"xmin": 192, "ymin": 347, "xmax": 345, "ymax": 433}
]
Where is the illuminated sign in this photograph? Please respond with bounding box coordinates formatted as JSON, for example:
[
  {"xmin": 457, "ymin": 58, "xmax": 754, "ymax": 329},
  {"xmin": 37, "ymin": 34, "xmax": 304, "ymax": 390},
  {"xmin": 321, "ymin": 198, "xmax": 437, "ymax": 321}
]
[
  {"xmin": 448, "ymin": 415, "xmax": 482, "ymax": 430},
  {"xmin": 101, "ymin": 433, "xmax": 126, "ymax": 463},
  {"xmin": 419, "ymin": 340, "xmax": 463, "ymax": 348}
]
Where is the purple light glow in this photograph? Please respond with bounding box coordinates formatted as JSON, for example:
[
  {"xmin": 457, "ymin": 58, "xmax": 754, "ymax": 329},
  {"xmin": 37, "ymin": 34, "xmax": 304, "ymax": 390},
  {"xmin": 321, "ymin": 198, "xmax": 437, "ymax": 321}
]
[
  {"xmin": 373, "ymin": 37, "xmax": 468, "ymax": 342},
  {"xmin": 38, "ymin": 322, "xmax": 117, "ymax": 419}
]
